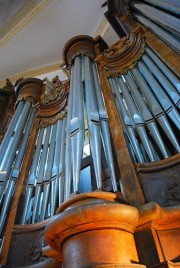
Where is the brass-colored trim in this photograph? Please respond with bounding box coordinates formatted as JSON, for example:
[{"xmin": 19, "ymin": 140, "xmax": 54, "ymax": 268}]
[{"xmin": 0, "ymin": 0, "xmax": 53, "ymax": 48}]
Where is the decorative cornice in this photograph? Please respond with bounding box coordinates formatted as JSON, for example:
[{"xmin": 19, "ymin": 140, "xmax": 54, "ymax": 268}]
[
  {"xmin": 16, "ymin": 78, "xmax": 43, "ymax": 106},
  {"xmin": 96, "ymin": 27, "xmax": 146, "ymax": 77},
  {"xmin": 63, "ymin": 35, "xmax": 96, "ymax": 66},
  {"xmin": 0, "ymin": 0, "xmax": 53, "ymax": 48},
  {"xmin": 0, "ymin": 63, "xmax": 61, "ymax": 88}
]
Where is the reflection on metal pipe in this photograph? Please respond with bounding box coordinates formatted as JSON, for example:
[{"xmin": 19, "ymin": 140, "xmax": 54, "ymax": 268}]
[
  {"xmin": 109, "ymin": 78, "xmax": 144, "ymax": 163},
  {"xmin": 70, "ymin": 56, "xmax": 84, "ymax": 192},
  {"xmin": 146, "ymin": 47, "xmax": 180, "ymax": 93},
  {"xmin": 41, "ymin": 124, "xmax": 57, "ymax": 221},
  {"xmin": 124, "ymin": 73, "xmax": 169, "ymax": 158},
  {"xmin": 0, "ymin": 101, "xmax": 32, "ymax": 196},
  {"xmin": 21, "ymin": 128, "xmax": 44, "ymax": 224},
  {"xmin": 117, "ymin": 77, "xmax": 155, "ymax": 161},
  {"xmin": 64, "ymin": 65, "xmax": 74, "ymax": 201},
  {"xmin": 92, "ymin": 62, "xmax": 117, "ymax": 191},
  {"xmin": 84, "ymin": 56, "xmax": 101, "ymax": 189},
  {"xmin": 0, "ymin": 109, "xmax": 35, "ymax": 232},
  {"xmin": 142, "ymin": 54, "xmax": 180, "ymax": 108},
  {"xmin": 138, "ymin": 61, "xmax": 180, "ymax": 130},
  {"xmin": 32, "ymin": 126, "xmax": 51, "ymax": 224},
  {"xmin": 0, "ymin": 101, "xmax": 24, "ymax": 164},
  {"xmin": 131, "ymin": 68, "xmax": 180, "ymax": 152}
]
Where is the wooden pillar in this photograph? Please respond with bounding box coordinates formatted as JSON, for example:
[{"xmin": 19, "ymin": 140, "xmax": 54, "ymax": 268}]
[
  {"xmin": 95, "ymin": 28, "xmax": 146, "ymax": 206},
  {"xmin": 45, "ymin": 192, "xmax": 146, "ymax": 268}
]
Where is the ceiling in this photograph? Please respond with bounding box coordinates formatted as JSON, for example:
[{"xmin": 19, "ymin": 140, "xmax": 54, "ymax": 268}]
[{"xmin": 0, "ymin": 0, "xmax": 119, "ymax": 86}]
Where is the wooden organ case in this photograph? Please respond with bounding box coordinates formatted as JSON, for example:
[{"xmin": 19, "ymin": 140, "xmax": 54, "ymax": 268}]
[{"xmin": 0, "ymin": 1, "xmax": 180, "ymax": 267}]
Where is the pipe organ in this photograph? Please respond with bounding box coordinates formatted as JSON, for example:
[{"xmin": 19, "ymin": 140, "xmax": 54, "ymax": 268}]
[{"xmin": 0, "ymin": 1, "xmax": 180, "ymax": 267}]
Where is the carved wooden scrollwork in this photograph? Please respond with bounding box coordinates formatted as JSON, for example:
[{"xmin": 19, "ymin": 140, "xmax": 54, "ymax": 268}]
[
  {"xmin": 38, "ymin": 78, "xmax": 68, "ymax": 128},
  {"xmin": 96, "ymin": 27, "xmax": 146, "ymax": 77}
]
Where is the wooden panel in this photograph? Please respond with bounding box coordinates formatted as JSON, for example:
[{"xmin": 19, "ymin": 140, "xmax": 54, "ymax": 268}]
[
  {"xmin": 136, "ymin": 154, "xmax": 180, "ymax": 207},
  {"xmin": 135, "ymin": 229, "xmax": 160, "ymax": 266}
]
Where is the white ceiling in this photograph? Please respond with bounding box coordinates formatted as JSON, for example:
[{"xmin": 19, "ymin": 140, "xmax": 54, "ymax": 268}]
[{"xmin": 0, "ymin": 0, "xmax": 119, "ymax": 85}]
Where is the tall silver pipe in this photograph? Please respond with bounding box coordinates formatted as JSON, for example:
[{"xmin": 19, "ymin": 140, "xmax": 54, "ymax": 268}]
[
  {"xmin": 142, "ymin": 0, "xmax": 180, "ymax": 15},
  {"xmin": 131, "ymin": 68, "xmax": 180, "ymax": 152},
  {"xmin": 146, "ymin": 47, "xmax": 180, "ymax": 93},
  {"xmin": 64, "ymin": 64, "xmax": 75, "ymax": 201},
  {"xmin": 131, "ymin": 1, "xmax": 180, "ymax": 37},
  {"xmin": 41, "ymin": 123, "xmax": 57, "ymax": 221},
  {"xmin": 0, "ymin": 101, "xmax": 24, "ymax": 164},
  {"xmin": 12, "ymin": 108, "xmax": 36, "ymax": 178},
  {"xmin": 124, "ymin": 73, "xmax": 168, "ymax": 158},
  {"xmin": 32, "ymin": 126, "xmax": 51, "ymax": 224},
  {"xmin": 142, "ymin": 54, "xmax": 180, "ymax": 108},
  {"xmin": 92, "ymin": 62, "xmax": 117, "ymax": 191},
  {"xmin": 133, "ymin": 12, "xmax": 180, "ymax": 54},
  {"xmin": 0, "ymin": 109, "xmax": 35, "ymax": 231},
  {"xmin": 58, "ymin": 117, "xmax": 66, "ymax": 206},
  {"xmin": 21, "ymin": 128, "xmax": 44, "ymax": 224},
  {"xmin": 51, "ymin": 120, "xmax": 62, "ymax": 216},
  {"xmin": 70, "ymin": 56, "xmax": 84, "ymax": 192},
  {"xmin": 0, "ymin": 101, "xmax": 32, "ymax": 197},
  {"xmin": 110, "ymin": 78, "xmax": 144, "ymax": 163},
  {"xmin": 0, "ymin": 180, "xmax": 16, "ymax": 234},
  {"xmin": 84, "ymin": 56, "xmax": 102, "ymax": 189},
  {"xmin": 138, "ymin": 61, "xmax": 180, "ymax": 129},
  {"xmin": 117, "ymin": 77, "xmax": 155, "ymax": 161}
]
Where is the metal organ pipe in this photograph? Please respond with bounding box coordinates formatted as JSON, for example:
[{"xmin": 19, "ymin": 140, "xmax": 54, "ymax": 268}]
[
  {"xmin": 21, "ymin": 128, "xmax": 44, "ymax": 224},
  {"xmin": 70, "ymin": 56, "xmax": 84, "ymax": 193},
  {"xmin": 32, "ymin": 126, "xmax": 51, "ymax": 224},
  {"xmin": 141, "ymin": 54, "xmax": 180, "ymax": 109},
  {"xmin": 109, "ymin": 47, "xmax": 180, "ymax": 163},
  {"xmin": 51, "ymin": 120, "xmax": 62, "ymax": 215},
  {"xmin": 0, "ymin": 108, "xmax": 35, "ymax": 234},
  {"xmin": 58, "ymin": 116, "xmax": 66, "ymax": 207},
  {"xmin": 146, "ymin": 47, "xmax": 180, "ymax": 93},
  {"xmin": 92, "ymin": 62, "xmax": 117, "ymax": 191},
  {"xmin": 131, "ymin": 68, "xmax": 180, "ymax": 153},
  {"xmin": 64, "ymin": 64, "xmax": 74, "ymax": 201},
  {"xmin": 41, "ymin": 123, "xmax": 57, "ymax": 221},
  {"xmin": 124, "ymin": 73, "xmax": 169, "ymax": 159},
  {"xmin": 117, "ymin": 77, "xmax": 155, "ymax": 161},
  {"xmin": 109, "ymin": 78, "xmax": 144, "ymax": 163},
  {"xmin": 84, "ymin": 56, "xmax": 102, "ymax": 189},
  {"xmin": 137, "ymin": 61, "xmax": 180, "ymax": 130}
]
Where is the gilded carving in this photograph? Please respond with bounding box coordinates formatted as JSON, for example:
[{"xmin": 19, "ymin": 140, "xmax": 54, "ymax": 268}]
[{"xmin": 96, "ymin": 27, "xmax": 146, "ymax": 77}]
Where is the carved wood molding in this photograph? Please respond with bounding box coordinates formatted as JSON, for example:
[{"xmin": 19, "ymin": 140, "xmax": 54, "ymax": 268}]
[
  {"xmin": 63, "ymin": 35, "xmax": 108, "ymax": 67},
  {"xmin": 63, "ymin": 35, "xmax": 96, "ymax": 66},
  {"xmin": 16, "ymin": 78, "xmax": 43, "ymax": 106},
  {"xmin": 38, "ymin": 79, "xmax": 68, "ymax": 128},
  {"xmin": 96, "ymin": 27, "xmax": 146, "ymax": 77}
]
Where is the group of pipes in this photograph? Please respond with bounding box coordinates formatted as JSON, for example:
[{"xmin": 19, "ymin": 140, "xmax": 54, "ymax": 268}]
[
  {"xmin": 0, "ymin": 54, "xmax": 118, "ymax": 229},
  {"xmin": 1, "ymin": 46, "xmax": 179, "ymax": 230},
  {"xmin": 131, "ymin": 0, "xmax": 180, "ymax": 54},
  {"xmin": 0, "ymin": 101, "xmax": 35, "ymax": 233},
  {"xmin": 110, "ymin": 47, "xmax": 180, "ymax": 163}
]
